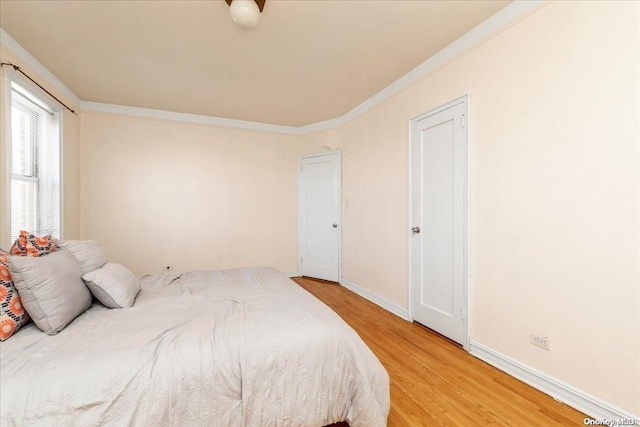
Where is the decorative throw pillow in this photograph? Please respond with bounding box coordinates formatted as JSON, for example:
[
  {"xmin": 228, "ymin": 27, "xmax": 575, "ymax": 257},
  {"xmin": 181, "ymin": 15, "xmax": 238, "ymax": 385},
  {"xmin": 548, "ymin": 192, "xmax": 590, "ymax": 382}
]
[
  {"xmin": 0, "ymin": 249, "xmax": 30, "ymax": 341},
  {"xmin": 8, "ymin": 250, "xmax": 92, "ymax": 335},
  {"xmin": 58, "ymin": 240, "xmax": 108, "ymax": 275},
  {"xmin": 82, "ymin": 263, "xmax": 141, "ymax": 309},
  {"xmin": 10, "ymin": 230, "xmax": 58, "ymax": 257}
]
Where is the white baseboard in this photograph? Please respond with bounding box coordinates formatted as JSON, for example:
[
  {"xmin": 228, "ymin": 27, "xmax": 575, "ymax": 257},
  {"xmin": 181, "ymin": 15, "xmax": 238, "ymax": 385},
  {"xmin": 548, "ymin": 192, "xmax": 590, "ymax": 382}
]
[
  {"xmin": 339, "ymin": 278, "xmax": 410, "ymax": 321},
  {"xmin": 469, "ymin": 340, "xmax": 639, "ymax": 422},
  {"xmin": 284, "ymin": 271, "xmax": 301, "ymax": 278}
]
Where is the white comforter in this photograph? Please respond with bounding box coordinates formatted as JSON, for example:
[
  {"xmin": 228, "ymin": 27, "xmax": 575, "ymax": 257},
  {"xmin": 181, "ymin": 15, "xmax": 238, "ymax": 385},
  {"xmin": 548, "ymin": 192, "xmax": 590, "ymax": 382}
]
[{"xmin": 0, "ymin": 267, "xmax": 389, "ymax": 426}]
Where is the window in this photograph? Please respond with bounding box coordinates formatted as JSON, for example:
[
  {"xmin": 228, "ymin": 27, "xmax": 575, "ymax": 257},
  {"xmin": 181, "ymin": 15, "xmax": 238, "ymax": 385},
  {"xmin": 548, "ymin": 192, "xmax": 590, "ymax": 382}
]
[{"xmin": 9, "ymin": 82, "xmax": 61, "ymax": 241}]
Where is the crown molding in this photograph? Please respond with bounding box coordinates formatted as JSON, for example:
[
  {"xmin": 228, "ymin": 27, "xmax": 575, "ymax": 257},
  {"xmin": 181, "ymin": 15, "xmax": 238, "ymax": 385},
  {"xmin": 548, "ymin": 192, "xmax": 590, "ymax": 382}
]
[
  {"xmin": 0, "ymin": 28, "xmax": 81, "ymax": 107},
  {"xmin": 81, "ymin": 101, "xmax": 301, "ymax": 135},
  {"xmin": 296, "ymin": 0, "xmax": 544, "ymax": 135},
  {"xmin": 1, "ymin": 0, "xmax": 543, "ymax": 136}
]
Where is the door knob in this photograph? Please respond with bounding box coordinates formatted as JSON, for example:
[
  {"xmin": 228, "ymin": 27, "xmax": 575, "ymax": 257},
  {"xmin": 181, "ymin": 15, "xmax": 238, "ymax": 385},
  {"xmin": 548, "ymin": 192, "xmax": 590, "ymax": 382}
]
[
  {"xmin": 332, "ymin": 223, "xmax": 338, "ymax": 228},
  {"xmin": 411, "ymin": 226, "xmax": 420, "ymax": 234}
]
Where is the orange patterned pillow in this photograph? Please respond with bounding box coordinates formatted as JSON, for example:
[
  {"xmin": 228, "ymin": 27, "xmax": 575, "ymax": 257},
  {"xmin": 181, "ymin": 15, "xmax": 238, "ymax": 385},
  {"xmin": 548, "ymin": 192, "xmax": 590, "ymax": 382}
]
[
  {"xmin": 0, "ymin": 249, "xmax": 30, "ymax": 341},
  {"xmin": 10, "ymin": 230, "xmax": 58, "ymax": 257}
]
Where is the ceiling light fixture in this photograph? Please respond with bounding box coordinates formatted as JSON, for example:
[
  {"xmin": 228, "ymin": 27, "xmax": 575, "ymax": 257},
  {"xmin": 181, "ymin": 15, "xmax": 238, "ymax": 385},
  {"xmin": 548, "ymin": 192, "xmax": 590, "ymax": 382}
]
[{"xmin": 225, "ymin": 0, "xmax": 265, "ymax": 31}]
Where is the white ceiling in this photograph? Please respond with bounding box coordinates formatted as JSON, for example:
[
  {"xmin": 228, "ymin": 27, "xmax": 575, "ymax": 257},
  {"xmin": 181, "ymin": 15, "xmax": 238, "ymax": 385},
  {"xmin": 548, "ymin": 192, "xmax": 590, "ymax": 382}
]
[{"xmin": 0, "ymin": 1, "xmax": 509, "ymax": 127}]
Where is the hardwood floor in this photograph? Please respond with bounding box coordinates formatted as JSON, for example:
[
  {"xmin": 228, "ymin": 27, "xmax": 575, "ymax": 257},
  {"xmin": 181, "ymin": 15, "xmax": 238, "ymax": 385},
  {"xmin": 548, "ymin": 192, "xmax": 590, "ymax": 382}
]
[{"xmin": 293, "ymin": 276, "xmax": 586, "ymax": 427}]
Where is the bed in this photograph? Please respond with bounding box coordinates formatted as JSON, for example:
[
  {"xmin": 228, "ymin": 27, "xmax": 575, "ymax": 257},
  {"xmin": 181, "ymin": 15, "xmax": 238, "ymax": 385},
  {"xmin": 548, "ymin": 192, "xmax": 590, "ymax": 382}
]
[{"xmin": 0, "ymin": 267, "xmax": 389, "ymax": 426}]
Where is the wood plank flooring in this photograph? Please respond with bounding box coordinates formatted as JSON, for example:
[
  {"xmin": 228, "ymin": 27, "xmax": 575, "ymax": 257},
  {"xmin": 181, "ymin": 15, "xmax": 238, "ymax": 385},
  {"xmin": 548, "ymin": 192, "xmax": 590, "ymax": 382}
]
[{"xmin": 293, "ymin": 276, "xmax": 586, "ymax": 427}]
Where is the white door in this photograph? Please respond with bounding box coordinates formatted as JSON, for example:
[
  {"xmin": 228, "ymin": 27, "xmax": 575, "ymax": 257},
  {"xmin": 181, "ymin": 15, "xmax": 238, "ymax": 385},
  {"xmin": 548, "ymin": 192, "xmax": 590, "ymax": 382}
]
[
  {"xmin": 410, "ymin": 99, "xmax": 467, "ymax": 345},
  {"xmin": 299, "ymin": 152, "xmax": 341, "ymax": 282}
]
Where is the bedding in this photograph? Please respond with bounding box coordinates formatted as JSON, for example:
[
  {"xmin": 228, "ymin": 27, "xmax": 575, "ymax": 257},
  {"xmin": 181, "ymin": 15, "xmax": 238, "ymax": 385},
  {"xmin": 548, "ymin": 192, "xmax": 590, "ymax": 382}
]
[
  {"xmin": 0, "ymin": 249, "xmax": 29, "ymax": 341},
  {"xmin": 83, "ymin": 262, "xmax": 141, "ymax": 308},
  {"xmin": 0, "ymin": 267, "xmax": 389, "ymax": 426},
  {"xmin": 9, "ymin": 230, "xmax": 57, "ymax": 257},
  {"xmin": 1, "ymin": 231, "xmax": 59, "ymax": 340},
  {"xmin": 58, "ymin": 239, "xmax": 108, "ymax": 275},
  {"xmin": 8, "ymin": 249, "xmax": 92, "ymax": 335}
]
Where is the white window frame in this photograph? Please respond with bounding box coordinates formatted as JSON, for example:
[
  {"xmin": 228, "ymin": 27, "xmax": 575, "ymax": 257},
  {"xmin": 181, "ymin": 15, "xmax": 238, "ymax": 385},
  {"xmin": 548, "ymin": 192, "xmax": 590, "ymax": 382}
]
[{"xmin": 3, "ymin": 69, "xmax": 64, "ymax": 247}]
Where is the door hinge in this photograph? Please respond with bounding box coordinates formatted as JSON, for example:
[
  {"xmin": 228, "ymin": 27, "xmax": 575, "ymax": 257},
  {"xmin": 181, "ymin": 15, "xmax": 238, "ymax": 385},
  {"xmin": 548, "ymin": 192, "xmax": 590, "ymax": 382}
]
[
  {"xmin": 461, "ymin": 308, "xmax": 466, "ymax": 321},
  {"xmin": 461, "ymin": 114, "xmax": 466, "ymax": 129},
  {"xmin": 300, "ymin": 257, "xmax": 303, "ymax": 264}
]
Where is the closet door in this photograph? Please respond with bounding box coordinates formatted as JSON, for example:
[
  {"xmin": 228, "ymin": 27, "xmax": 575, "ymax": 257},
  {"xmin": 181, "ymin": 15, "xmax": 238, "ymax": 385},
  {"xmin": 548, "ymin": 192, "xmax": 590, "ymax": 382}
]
[
  {"xmin": 299, "ymin": 152, "xmax": 341, "ymax": 282},
  {"xmin": 410, "ymin": 100, "xmax": 467, "ymax": 345}
]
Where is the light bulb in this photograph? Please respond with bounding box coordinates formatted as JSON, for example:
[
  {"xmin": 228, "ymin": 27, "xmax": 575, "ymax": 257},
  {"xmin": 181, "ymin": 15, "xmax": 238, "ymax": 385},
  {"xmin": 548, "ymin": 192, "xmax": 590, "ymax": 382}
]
[{"xmin": 229, "ymin": 0, "xmax": 261, "ymax": 31}]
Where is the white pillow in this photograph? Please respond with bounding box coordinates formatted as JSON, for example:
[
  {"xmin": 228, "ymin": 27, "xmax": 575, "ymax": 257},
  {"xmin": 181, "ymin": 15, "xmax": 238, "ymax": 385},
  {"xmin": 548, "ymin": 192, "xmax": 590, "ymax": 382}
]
[
  {"xmin": 8, "ymin": 250, "xmax": 92, "ymax": 335},
  {"xmin": 82, "ymin": 263, "xmax": 140, "ymax": 308},
  {"xmin": 58, "ymin": 240, "xmax": 107, "ymax": 275}
]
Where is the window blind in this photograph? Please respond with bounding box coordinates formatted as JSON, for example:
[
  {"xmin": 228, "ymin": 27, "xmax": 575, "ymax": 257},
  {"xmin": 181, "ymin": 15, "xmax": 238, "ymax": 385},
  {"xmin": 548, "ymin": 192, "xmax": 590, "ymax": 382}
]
[{"xmin": 10, "ymin": 83, "xmax": 60, "ymax": 242}]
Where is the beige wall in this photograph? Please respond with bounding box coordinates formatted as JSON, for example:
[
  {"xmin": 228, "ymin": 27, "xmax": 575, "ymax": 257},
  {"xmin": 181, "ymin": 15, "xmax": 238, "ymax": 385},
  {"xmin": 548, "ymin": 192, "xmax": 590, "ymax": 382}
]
[
  {"xmin": 81, "ymin": 112, "xmax": 299, "ymax": 275},
  {"xmin": 299, "ymin": 1, "xmax": 640, "ymax": 415},
  {"xmin": 0, "ymin": 45, "xmax": 82, "ymax": 247}
]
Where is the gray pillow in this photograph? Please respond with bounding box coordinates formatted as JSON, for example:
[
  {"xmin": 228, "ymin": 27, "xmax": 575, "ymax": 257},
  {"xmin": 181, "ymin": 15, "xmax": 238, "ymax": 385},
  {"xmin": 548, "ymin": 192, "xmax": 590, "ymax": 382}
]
[
  {"xmin": 8, "ymin": 250, "xmax": 92, "ymax": 335},
  {"xmin": 82, "ymin": 263, "xmax": 140, "ymax": 309},
  {"xmin": 58, "ymin": 240, "xmax": 108, "ymax": 275}
]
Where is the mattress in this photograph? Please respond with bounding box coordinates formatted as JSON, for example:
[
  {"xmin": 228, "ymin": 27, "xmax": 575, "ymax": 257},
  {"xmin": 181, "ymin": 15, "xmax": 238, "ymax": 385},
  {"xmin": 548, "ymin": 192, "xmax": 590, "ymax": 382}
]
[{"xmin": 0, "ymin": 267, "xmax": 389, "ymax": 426}]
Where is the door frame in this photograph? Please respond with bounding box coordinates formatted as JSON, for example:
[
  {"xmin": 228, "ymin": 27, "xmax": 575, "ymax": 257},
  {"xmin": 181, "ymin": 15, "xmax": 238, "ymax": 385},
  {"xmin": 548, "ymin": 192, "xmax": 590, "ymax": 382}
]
[
  {"xmin": 297, "ymin": 150, "xmax": 342, "ymax": 281},
  {"xmin": 407, "ymin": 94, "xmax": 471, "ymax": 350}
]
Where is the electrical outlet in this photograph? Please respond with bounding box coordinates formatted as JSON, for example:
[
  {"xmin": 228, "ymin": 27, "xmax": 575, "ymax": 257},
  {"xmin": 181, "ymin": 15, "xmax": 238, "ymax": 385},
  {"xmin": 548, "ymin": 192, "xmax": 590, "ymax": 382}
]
[
  {"xmin": 530, "ymin": 333, "xmax": 551, "ymax": 350},
  {"xmin": 163, "ymin": 265, "xmax": 173, "ymax": 272}
]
